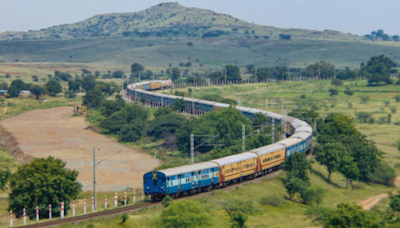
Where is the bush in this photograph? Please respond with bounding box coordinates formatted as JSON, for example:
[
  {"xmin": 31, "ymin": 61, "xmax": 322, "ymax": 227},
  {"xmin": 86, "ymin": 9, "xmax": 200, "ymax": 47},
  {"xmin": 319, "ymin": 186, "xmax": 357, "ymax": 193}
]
[
  {"xmin": 162, "ymin": 195, "xmax": 173, "ymax": 207},
  {"xmin": 121, "ymin": 213, "xmax": 129, "ymax": 224},
  {"xmin": 260, "ymin": 195, "xmax": 283, "ymax": 207},
  {"xmin": 64, "ymin": 91, "xmax": 76, "ymax": 98}
]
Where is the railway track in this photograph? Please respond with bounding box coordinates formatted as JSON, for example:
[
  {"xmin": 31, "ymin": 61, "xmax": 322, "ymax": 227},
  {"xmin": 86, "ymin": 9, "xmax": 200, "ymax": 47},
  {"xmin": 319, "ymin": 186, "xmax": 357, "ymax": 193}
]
[{"xmin": 15, "ymin": 202, "xmax": 155, "ymax": 228}]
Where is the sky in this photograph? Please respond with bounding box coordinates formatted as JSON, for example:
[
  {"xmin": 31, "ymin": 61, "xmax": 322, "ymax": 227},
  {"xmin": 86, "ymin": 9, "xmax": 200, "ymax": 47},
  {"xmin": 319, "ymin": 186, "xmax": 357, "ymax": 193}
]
[{"xmin": 1, "ymin": 0, "xmax": 399, "ymax": 36}]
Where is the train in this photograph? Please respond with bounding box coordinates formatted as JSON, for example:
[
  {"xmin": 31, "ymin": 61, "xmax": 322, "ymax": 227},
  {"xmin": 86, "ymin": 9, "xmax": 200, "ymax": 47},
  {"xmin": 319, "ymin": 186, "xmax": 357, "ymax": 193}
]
[{"xmin": 124, "ymin": 80, "xmax": 313, "ymax": 201}]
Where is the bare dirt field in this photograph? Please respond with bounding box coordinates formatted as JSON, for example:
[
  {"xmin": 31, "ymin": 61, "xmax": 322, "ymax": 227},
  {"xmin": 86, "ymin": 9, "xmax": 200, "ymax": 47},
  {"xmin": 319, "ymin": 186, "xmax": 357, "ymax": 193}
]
[{"xmin": 0, "ymin": 106, "xmax": 159, "ymax": 191}]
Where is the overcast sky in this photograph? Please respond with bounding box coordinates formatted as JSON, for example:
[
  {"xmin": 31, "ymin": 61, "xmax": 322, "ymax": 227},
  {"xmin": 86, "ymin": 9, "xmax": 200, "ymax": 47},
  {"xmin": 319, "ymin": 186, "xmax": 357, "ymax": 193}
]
[{"xmin": 1, "ymin": 0, "xmax": 399, "ymax": 36}]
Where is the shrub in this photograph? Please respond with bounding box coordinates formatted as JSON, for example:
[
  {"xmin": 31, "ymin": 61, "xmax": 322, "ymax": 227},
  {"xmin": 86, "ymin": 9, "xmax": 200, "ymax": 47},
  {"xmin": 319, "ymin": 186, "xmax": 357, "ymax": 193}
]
[
  {"xmin": 121, "ymin": 213, "xmax": 129, "ymax": 224},
  {"xmin": 162, "ymin": 195, "xmax": 173, "ymax": 207},
  {"xmin": 260, "ymin": 195, "xmax": 283, "ymax": 207}
]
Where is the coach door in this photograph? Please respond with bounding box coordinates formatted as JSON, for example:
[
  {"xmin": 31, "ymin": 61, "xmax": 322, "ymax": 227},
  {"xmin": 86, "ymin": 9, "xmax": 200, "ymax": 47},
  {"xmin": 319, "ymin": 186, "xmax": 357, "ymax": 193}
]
[
  {"xmin": 211, "ymin": 168, "xmax": 215, "ymax": 184},
  {"xmin": 178, "ymin": 175, "xmax": 182, "ymax": 192}
]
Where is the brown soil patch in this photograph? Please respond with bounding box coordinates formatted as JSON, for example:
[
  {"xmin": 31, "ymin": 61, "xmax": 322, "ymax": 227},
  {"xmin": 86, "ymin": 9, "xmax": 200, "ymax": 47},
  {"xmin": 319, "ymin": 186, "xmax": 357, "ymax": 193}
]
[
  {"xmin": 358, "ymin": 193, "xmax": 389, "ymax": 210},
  {"xmin": 0, "ymin": 106, "xmax": 159, "ymax": 191}
]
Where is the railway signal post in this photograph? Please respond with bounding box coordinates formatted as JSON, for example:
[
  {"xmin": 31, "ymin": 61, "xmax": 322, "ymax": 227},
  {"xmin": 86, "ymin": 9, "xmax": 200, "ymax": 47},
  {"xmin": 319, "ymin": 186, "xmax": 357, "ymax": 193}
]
[
  {"xmin": 61, "ymin": 202, "xmax": 64, "ymax": 218},
  {"xmin": 23, "ymin": 208, "xmax": 26, "ymax": 225},
  {"xmin": 124, "ymin": 192, "xmax": 127, "ymax": 206},
  {"xmin": 91, "ymin": 197, "xmax": 94, "ymax": 213},
  {"xmin": 10, "ymin": 210, "xmax": 13, "ymax": 227},
  {"xmin": 72, "ymin": 200, "xmax": 75, "ymax": 216},
  {"xmin": 114, "ymin": 193, "xmax": 118, "ymax": 208},
  {"xmin": 49, "ymin": 204, "xmax": 52, "ymax": 219},
  {"xmin": 84, "ymin": 199, "xmax": 87, "ymax": 214},
  {"xmin": 133, "ymin": 189, "xmax": 136, "ymax": 204},
  {"xmin": 36, "ymin": 206, "xmax": 39, "ymax": 222},
  {"xmin": 104, "ymin": 195, "xmax": 107, "ymax": 209}
]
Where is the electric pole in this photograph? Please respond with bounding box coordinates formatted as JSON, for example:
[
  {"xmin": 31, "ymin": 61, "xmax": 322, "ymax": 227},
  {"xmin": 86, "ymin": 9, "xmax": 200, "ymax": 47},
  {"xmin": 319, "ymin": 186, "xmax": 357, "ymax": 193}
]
[
  {"xmin": 170, "ymin": 67, "xmax": 172, "ymax": 94},
  {"xmin": 224, "ymin": 67, "xmax": 227, "ymax": 84},
  {"xmin": 272, "ymin": 119, "xmax": 275, "ymax": 143},
  {"xmin": 190, "ymin": 134, "xmax": 194, "ymax": 164},
  {"xmin": 265, "ymin": 98, "xmax": 268, "ymax": 112},
  {"xmin": 242, "ymin": 125, "xmax": 245, "ymax": 153},
  {"xmin": 93, "ymin": 148, "xmax": 97, "ymax": 210},
  {"xmin": 255, "ymin": 66, "xmax": 257, "ymax": 82},
  {"xmin": 192, "ymin": 88, "xmax": 195, "ymax": 115}
]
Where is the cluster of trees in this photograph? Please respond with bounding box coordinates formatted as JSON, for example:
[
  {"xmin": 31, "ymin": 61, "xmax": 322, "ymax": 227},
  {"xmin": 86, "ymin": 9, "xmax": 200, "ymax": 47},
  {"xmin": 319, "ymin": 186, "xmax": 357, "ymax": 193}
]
[
  {"xmin": 81, "ymin": 76, "xmax": 120, "ymax": 108},
  {"xmin": 7, "ymin": 157, "xmax": 81, "ymax": 219},
  {"xmin": 160, "ymin": 196, "xmax": 254, "ymax": 228},
  {"xmin": 95, "ymin": 96, "xmax": 275, "ymax": 167},
  {"xmin": 364, "ymin": 29, "xmax": 399, "ymax": 42},
  {"xmin": 360, "ymin": 55, "xmax": 397, "ymax": 85},
  {"xmin": 307, "ymin": 194, "xmax": 400, "ymax": 227},
  {"xmin": 6, "ymin": 79, "xmax": 62, "ymax": 99},
  {"xmin": 315, "ymin": 113, "xmax": 395, "ymax": 187},
  {"xmin": 283, "ymin": 153, "xmax": 325, "ymax": 205}
]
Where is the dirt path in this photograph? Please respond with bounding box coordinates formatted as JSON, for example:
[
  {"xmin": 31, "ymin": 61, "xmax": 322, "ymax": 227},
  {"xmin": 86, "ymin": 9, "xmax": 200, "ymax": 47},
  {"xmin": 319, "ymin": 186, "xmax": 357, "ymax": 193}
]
[
  {"xmin": 0, "ymin": 106, "xmax": 159, "ymax": 191},
  {"xmin": 357, "ymin": 176, "xmax": 400, "ymax": 210}
]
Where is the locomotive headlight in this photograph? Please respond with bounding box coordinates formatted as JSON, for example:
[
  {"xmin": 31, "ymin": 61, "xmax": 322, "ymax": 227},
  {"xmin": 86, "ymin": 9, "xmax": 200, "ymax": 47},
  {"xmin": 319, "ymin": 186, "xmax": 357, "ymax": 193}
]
[
  {"xmin": 161, "ymin": 187, "xmax": 163, "ymax": 189},
  {"xmin": 147, "ymin": 187, "xmax": 149, "ymax": 189}
]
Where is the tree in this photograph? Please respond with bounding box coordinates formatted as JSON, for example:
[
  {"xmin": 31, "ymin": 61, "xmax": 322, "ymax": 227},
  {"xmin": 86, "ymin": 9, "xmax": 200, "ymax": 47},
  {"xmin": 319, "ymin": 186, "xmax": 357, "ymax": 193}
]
[
  {"xmin": 279, "ymin": 33, "xmax": 291, "ymax": 40},
  {"xmin": 220, "ymin": 198, "xmax": 254, "ymax": 228},
  {"xmin": 305, "ymin": 61, "xmax": 335, "ymax": 77},
  {"xmin": 356, "ymin": 112, "xmax": 373, "ymax": 123},
  {"xmin": 68, "ymin": 79, "xmax": 80, "ymax": 92},
  {"xmin": 390, "ymin": 193, "xmax": 400, "ymax": 212},
  {"xmin": 100, "ymin": 98, "xmax": 125, "ymax": 117},
  {"xmin": 112, "ymin": 70, "xmax": 125, "ymax": 79},
  {"xmin": 174, "ymin": 98, "xmax": 185, "ymax": 112},
  {"xmin": 394, "ymin": 95, "xmax": 400, "ymax": 102},
  {"xmin": 314, "ymin": 143, "xmax": 342, "ymax": 182},
  {"xmin": 0, "ymin": 81, "xmax": 7, "ymax": 90},
  {"xmin": 8, "ymin": 157, "xmax": 82, "ymax": 219},
  {"xmin": 284, "ymin": 174, "xmax": 309, "ymax": 200},
  {"xmin": 331, "ymin": 79, "xmax": 343, "ymax": 87},
  {"xmin": 336, "ymin": 67, "xmax": 357, "ymax": 80},
  {"xmin": 299, "ymin": 185, "xmax": 326, "ymax": 205},
  {"xmin": 360, "ymin": 55, "xmax": 397, "ymax": 85},
  {"xmin": 339, "ymin": 156, "xmax": 359, "ymax": 188},
  {"xmin": 0, "ymin": 168, "xmax": 11, "ymax": 190},
  {"xmin": 147, "ymin": 113, "xmax": 185, "ymax": 139},
  {"xmin": 45, "ymin": 80, "xmax": 62, "ymax": 96},
  {"xmin": 252, "ymin": 113, "xmax": 268, "ymax": 129},
  {"xmin": 323, "ymin": 203, "xmax": 383, "ymax": 228},
  {"xmin": 282, "ymin": 152, "xmax": 311, "ymax": 181},
  {"xmin": 81, "ymin": 76, "xmax": 97, "ymax": 91},
  {"xmin": 119, "ymin": 120, "xmax": 146, "ymax": 142},
  {"xmin": 57, "ymin": 72, "xmax": 72, "ymax": 82},
  {"xmin": 160, "ymin": 199, "xmax": 210, "ymax": 228},
  {"xmin": 161, "ymin": 195, "xmax": 173, "ymax": 208},
  {"xmin": 344, "ymin": 87, "xmax": 354, "ymax": 99},
  {"xmin": 170, "ymin": 67, "xmax": 181, "ymax": 81},
  {"xmin": 359, "ymin": 95, "xmax": 370, "ymax": 104},
  {"xmin": 82, "ymin": 88, "xmax": 104, "ymax": 108},
  {"xmin": 131, "ymin": 63, "xmax": 144, "ymax": 77},
  {"xmin": 329, "ymin": 88, "xmax": 338, "ymax": 97},
  {"xmin": 8, "ymin": 79, "xmax": 26, "ymax": 97},
  {"xmin": 30, "ymin": 85, "xmax": 45, "ymax": 99}
]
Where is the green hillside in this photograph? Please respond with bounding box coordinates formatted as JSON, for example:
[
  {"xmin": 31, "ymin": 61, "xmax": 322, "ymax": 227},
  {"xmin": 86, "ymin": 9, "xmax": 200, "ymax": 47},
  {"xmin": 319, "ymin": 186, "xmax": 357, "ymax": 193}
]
[{"xmin": 1, "ymin": 2, "xmax": 400, "ymax": 68}]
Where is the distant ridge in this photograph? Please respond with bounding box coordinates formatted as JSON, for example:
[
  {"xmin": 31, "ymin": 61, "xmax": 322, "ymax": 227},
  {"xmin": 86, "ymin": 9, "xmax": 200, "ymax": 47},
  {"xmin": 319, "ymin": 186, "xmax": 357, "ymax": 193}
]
[{"xmin": 0, "ymin": 2, "xmax": 360, "ymax": 42}]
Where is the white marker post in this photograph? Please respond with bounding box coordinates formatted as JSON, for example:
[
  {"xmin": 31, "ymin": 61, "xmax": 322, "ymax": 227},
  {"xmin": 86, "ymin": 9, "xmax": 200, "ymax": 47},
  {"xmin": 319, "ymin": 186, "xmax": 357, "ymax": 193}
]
[
  {"xmin": 23, "ymin": 208, "xmax": 26, "ymax": 225},
  {"xmin": 104, "ymin": 195, "xmax": 107, "ymax": 209},
  {"xmin": 133, "ymin": 189, "xmax": 136, "ymax": 204},
  {"xmin": 72, "ymin": 200, "xmax": 75, "ymax": 216},
  {"xmin": 10, "ymin": 210, "xmax": 13, "ymax": 227},
  {"xmin": 49, "ymin": 204, "xmax": 52, "ymax": 220},
  {"xmin": 35, "ymin": 206, "xmax": 39, "ymax": 222},
  {"xmin": 83, "ymin": 199, "xmax": 87, "ymax": 214},
  {"xmin": 124, "ymin": 192, "xmax": 127, "ymax": 206},
  {"xmin": 60, "ymin": 202, "xmax": 64, "ymax": 218},
  {"xmin": 114, "ymin": 193, "xmax": 118, "ymax": 208},
  {"xmin": 91, "ymin": 197, "xmax": 94, "ymax": 213},
  {"xmin": 141, "ymin": 189, "xmax": 144, "ymax": 201}
]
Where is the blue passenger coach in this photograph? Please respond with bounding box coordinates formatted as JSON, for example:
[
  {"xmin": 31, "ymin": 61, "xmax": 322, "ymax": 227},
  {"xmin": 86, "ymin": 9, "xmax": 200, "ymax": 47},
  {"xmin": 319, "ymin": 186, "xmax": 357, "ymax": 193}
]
[{"xmin": 144, "ymin": 162, "xmax": 219, "ymax": 200}]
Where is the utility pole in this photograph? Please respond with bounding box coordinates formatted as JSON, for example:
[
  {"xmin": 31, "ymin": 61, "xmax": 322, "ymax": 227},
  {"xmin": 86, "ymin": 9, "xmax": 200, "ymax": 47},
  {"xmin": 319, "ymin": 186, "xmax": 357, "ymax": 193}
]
[
  {"xmin": 192, "ymin": 88, "xmax": 195, "ymax": 115},
  {"xmin": 93, "ymin": 148, "xmax": 97, "ymax": 210},
  {"xmin": 139, "ymin": 71, "xmax": 141, "ymax": 82},
  {"xmin": 265, "ymin": 98, "xmax": 268, "ymax": 112},
  {"xmin": 135, "ymin": 79, "xmax": 137, "ymax": 102},
  {"xmin": 255, "ymin": 66, "xmax": 257, "ymax": 82},
  {"xmin": 242, "ymin": 125, "xmax": 245, "ymax": 153},
  {"xmin": 190, "ymin": 134, "xmax": 194, "ymax": 164},
  {"xmin": 272, "ymin": 119, "xmax": 275, "ymax": 143},
  {"xmin": 224, "ymin": 67, "xmax": 227, "ymax": 84},
  {"xmin": 93, "ymin": 149, "xmax": 121, "ymax": 211},
  {"xmin": 169, "ymin": 67, "xmax": 172, "ymax": 94}
]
